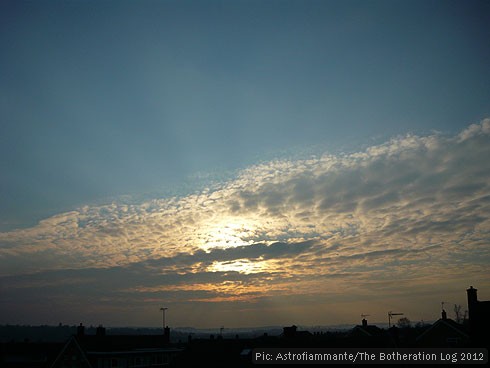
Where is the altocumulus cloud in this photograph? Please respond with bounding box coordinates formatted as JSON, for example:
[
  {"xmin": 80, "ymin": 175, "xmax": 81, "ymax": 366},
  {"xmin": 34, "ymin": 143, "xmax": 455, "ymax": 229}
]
[{"xmin": 1, "ymin": 119, "xmax": 490, "ymax": 325}]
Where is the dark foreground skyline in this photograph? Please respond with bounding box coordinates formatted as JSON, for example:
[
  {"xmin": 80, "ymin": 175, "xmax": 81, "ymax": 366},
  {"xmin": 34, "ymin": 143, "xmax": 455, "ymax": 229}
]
[
  {"xmin": 1, "ymin": 285, "xmax": 489, "ymax": 367},
  {"xmin": 1, "ymin": 285, "xmax": 488, "ymax": 338}
]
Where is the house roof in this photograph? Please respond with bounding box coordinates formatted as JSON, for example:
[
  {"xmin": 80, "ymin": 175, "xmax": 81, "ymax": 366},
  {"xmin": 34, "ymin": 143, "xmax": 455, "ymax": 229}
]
[
  {"xmin": 0, "ymin": 342, "xmax": 63, "ymax": 368},
  {"xmin": 416, "ymin": 318, "xmax": 469, "ymax": 342},
  {"xmin": 349, "ymin": 325, "xmax": 384, "ymax": 337},
  {"xmin": 49, "ymin": 333, "xmax": 183, "ymax": 368},
  {"xmin": 50, "ymin": 337, "xmax": 92, "ymax": 368},
  {"xmin": 75, "ymin": 334, "xmax": 169, "ymax": 352}
]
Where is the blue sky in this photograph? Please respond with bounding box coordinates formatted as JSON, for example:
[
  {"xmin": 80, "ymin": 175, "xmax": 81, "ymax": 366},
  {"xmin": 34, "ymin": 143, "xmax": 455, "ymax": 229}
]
[{"xmin": 1, "ymin": 0, "xmax": 490, "ymax": 328}]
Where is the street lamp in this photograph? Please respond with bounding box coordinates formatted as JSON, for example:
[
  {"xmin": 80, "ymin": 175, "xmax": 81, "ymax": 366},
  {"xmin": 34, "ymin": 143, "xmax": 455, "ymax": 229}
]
[{"xmin": 160, "ymin": 307, "xmax": 168, "ymax": 331}]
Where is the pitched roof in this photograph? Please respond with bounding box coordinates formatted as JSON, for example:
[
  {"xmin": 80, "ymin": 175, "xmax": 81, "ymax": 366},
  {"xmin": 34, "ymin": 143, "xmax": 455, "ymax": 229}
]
[
  {"xmin": 349, "ymin": 325, "xmax": 384, "ymax": 337},
  {"xmin": 50, "ymin": 336, "xmax": 92, "ymax": 368},
  {"xmin": 416, "ymin": 318, "xmax": 469, "ymax": 342},
  {"xmin": 75, "ymin": 334, "xmax": 175, "ymax": 352}
]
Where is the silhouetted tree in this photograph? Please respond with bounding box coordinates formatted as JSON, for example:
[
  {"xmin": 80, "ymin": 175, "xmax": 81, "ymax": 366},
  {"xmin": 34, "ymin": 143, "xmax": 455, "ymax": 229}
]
[
  {"xmin": 453, "ymin": 304, "xmax": 467, "ymax": 324},
  {"xmin": 415, "ymin": 321, "xmax": 428, "ymax": 328},
  {"xmin": 397, "ymin": 317, "xmax": 411, "ymax": 328}
]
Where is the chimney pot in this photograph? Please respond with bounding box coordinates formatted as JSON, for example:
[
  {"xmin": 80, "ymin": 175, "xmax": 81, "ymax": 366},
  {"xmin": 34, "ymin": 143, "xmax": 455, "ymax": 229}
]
[{"xmin": 77, "ymin": 323, "xmax": 85, "ymax": 337}]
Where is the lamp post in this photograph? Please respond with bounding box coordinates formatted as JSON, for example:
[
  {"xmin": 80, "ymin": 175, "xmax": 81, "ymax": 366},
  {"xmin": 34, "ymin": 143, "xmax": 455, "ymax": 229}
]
[{"xmin": 160, "ymin": 307, "xmax": 168, "ymax": 331}]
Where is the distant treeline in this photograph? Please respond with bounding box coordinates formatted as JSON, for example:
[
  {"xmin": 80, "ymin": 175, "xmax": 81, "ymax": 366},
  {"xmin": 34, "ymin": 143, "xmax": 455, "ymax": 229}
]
[
  {"xmin": 0, "ymin": 324, "xmax": 78, "ymax": 342},
  {"xmin": 0, "ymin": 324, "xmax": 276, "ymax": 343},
  {"xmin": 0, "ymin": 324, "xmax": 166, "ymax": 343}
]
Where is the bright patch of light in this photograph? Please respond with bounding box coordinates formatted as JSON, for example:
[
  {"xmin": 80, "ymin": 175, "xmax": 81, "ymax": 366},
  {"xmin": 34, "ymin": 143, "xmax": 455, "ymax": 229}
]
[
  {"xmin": 200, "ymin": 217, "xmax": 258, "ymax": 250},
  {"xmin": 208, "ymin": 258, "xmax": 268, "ymax": 274}
]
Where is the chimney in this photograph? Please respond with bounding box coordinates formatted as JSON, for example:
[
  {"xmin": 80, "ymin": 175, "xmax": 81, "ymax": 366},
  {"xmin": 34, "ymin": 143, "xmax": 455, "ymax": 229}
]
[
  {"xmin": 283, "ymin": 325, "xmax": 297, "ymax": 338},
  {"xmin": 96, "ymin": 325, "xmax": 106, "ymax": 336},
  {"xmin": 441, "ymin": 309, "xmax": 447, "ymax": 320},
  {"xmin": 467, "ymin": 286, "xmax": 478, "ymax": 308},
  {"xmin": 466, "ymin": 285, "xmax": 483, "ymax": 344},
  {"xmin": 362, "ymin": 318, "xmax": 368, "ymax": 328},
  {"xmin": 77, "ymin": 323, "xmax": 85, "ymax": 337},
  {"xmin": 467, "ymin": 286, "xmax": 479, "ymax": 323}
]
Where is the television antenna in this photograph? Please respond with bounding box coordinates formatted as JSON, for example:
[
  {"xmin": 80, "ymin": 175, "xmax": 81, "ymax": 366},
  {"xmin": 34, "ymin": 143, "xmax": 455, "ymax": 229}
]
[{"xmin": 388, "ymin": 311, "xmax": 404, "ymax": 328}]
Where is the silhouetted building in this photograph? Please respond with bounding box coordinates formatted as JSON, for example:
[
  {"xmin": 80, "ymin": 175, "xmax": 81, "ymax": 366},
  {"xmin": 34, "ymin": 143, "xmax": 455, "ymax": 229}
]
[
  {"xmin": 350, "ymin": 319, "xmax": 384, "ymax": 338},
  {"xmin": 282, "ymin": 325, "xmax": 297, "ymax": 339},
  {"xmin": 0, "ymin": 342, "xmax": 63, "ymax": 368},
  {"xmin": 51, "ymin": 334, "xmax": 183, "ymax": 368},
  {"xmin": 77, "ymin": 323, "xmax": 85, "ymax": 337},
  {"xmin": 51, "ymin": 337, "xmax": 90, "ymax": 368},
  {"xmin": 170, "ymin": 337, "xmax": 255, "ymax": 368},
  {"xmin": 416, "ymin": 310, "xmax": 470, "ymax": 347},
  {"xmin": 95, "ymin": 325, "xmax": 106, "ymax": 337},
  {"xmin": 281, "ymin": 325, "xmax": 312, "ymax": 341},
  {"xmin": 467, "ymin": 286, "xmax": 490, "ymax": 346},
  {"xmin": 164, "ymin": 327, "xmax": 170, "ymax": 345},
  {"xmin": 348, "ymin": 319, "xmax": 393, "ymax": 347}
]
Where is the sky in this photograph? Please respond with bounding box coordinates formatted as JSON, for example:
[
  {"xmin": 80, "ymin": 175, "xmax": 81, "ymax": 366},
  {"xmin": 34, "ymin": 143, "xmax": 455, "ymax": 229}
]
[{"xmin": 1, "ymin": 0, "xmax": 490, "ymax": 329}]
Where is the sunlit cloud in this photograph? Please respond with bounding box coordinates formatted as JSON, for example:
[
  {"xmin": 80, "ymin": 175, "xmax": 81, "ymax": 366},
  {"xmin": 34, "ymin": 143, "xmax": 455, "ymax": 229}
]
[{"xmin": 1, "ymin": 119, "xmax": 490, "ymax": 325}]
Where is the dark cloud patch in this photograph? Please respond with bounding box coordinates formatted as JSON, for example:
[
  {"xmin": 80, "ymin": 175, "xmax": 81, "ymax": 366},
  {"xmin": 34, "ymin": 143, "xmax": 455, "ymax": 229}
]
[
  {"xmin": 0, "ymin": 266, "xmax": 273, "ymax": 302},
  {"xmin": 142, "ymin": 240, "xmax": 318, "ymax": 269},
  {"xmin": 288, "ymin": 176, "xmax": 316, "ymax": 205}
]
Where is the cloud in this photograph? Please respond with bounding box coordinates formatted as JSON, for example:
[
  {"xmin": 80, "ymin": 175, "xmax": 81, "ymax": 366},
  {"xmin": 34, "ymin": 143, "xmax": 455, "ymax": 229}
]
[{"xmin": 1, "ymin": 119, "xmax": 490, "ymax": 325}]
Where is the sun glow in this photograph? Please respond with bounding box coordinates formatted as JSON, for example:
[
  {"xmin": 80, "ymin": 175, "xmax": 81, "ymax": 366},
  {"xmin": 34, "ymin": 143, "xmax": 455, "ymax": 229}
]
[{"xmin": 200, "ymin": 217, "xmax": 258, "ymax": 250}]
